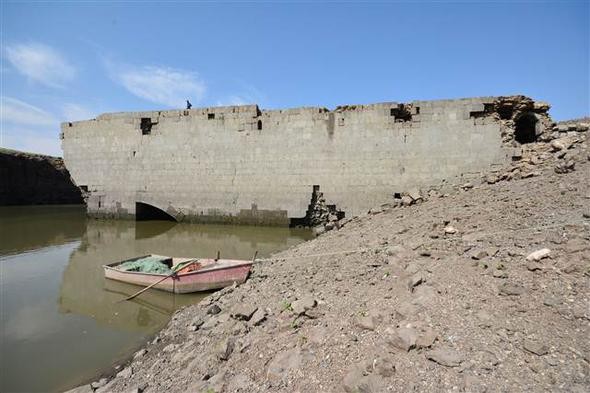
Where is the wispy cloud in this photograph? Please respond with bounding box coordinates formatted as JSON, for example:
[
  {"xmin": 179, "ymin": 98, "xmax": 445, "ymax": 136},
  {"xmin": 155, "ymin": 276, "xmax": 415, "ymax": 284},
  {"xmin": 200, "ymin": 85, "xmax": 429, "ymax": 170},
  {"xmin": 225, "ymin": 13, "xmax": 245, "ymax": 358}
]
[
  {"xmin": 62, "ymin": 103, "xmax": 96, "ymax": 121},
  {"xmin": 109, "ymin": 62, "xmax": 206, "ymax": 108},
  {"xmin": 216, "ymin": 84, "xmax": 268, "ymax": 108},
  {"xmin": 216, "ymin": 95, "xmax": 252, "ymax": 106},
  {"xmin": 1, "ymin": 128, "xmax": 62, "ymax": 157},
  {"xmin": 1, "ymin": 96, "xmax": 57, "ymax": 126},
  {"xmin": 0, "ymin": 97, "xmax": 61, "ymax": 156},
  {"xmin": 5, "ymin": 43, "xmax": 76, "ymax": 88}
]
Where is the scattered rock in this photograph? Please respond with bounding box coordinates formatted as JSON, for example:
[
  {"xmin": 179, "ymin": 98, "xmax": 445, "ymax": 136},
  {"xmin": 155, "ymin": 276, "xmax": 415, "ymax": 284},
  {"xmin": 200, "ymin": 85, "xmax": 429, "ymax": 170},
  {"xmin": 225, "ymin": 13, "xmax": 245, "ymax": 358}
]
[
  {"xmin": 564, "ymin": 237, "xmax": 589, "ymax": 253},
  {"xmin": 498, "ymin": 282, "xmax": 525, "ymax": 296},
  {"xmin": 444, "ymin": 225, "xmax": 457, "ymax": 234},
  {"xmin": 543, "ymin": 296, "xmax": 562, "ymax": 307},
  {"xmin": 342, "ymin": 361, "xmax": 387, "ymax": 393},
  {"xmin": 555, "ymin": 160, "xmax": 575, "ymax": 174},
  {"xmin": 194, "ymin": 371, "xmax": 226, "ymax": 393},
  {"xmin": 419, "ymin": 249, "xmax": 432, "ymax": 257},
  {"xmin": 426, "ymin": 348, "xmax": 463, "ymax": 367},
  {"xmin": 492, "ymin": 269, "xmax": 508, "ymax": 278},
  {"xmin": 408, "ymin": 188, "xmax": 423, "ymax": 202},
  {"xmin": 401, "ymin": 195, "xmax": 413, "ymax": 206},
  {"xmin": 404, "ymin": 262, "xmax": 420, "ymax": 274},
  {"xmin": 486, "ymin": 174, "xmax": 499, "ymax": 184},
  {"xmin": 550, "ymin": 139, "xmax": 568, "ymax": 151},
  {"xmin": 231, "ymin": 304, "xmax": 258, "ymax": 321},
  {"xmin": 125, "ymin": 387, "xmax": 145, "ymax": 393},
  {"xmin": 65, "ymin": 385, "xmax": 93, "ymax": 393},
  {"xmin": 291, "ymin": 296, "xmax": 317, "ymax": 315},
  {"xmin": 200, "ymin": 316, "xmax": 219, "ymax": 331},
  {"xmin": 207, "ymin": 304, "xmax": 221, "ymax": 315},
  {"xmin": 250, "ymin": 308, "xmax": 266, "ymax": 326},
  {"xmin": 476, "ymin": 310, "xmax": 493, "ymax": 328},
  {"xmin": 523, "ymin": 339, "xmax": 549, "ymax": 356},
  {"xmin": 312, "ymin": 225, "xmax": 326, "ymax": 237},
  {"xmin": 133, "ymin": 349, "xmax": 147, "ymax": 360},
  {"xmin": 384, "ymin": 326, "xmax": 418, "ymax": 352},
  {"xmin": 267, "ymin": 348, "xmax": 306, "ymax": 381},
  {"xmin": 407, "ymin": 272, "xmax": 425, "ymax": 291},
  {"xmin": 116, "ymin": 367, "xmax": 132, "ymax": 379},
  {"xmin": 190, "ymin": 317, "xmax": 205, "ymax": 331},
  {"xmin": 526, "ymin": 262, "xmax": 543, "ymax": 271},
  {"xmin": 415, "ymin": 327, "xmax": 438, "ymax": 349},
  {"xmin": 355, "ymin": 315, "xmax": 377, "ymax": 331},
  {"xmin": 385, "ymin": 245, "xmax": 405, "ymax": 256},
  {"xmin": 217, "ymin": 337, "xmax": 235, "ymax": 361},
  {"xmin": 90, "ymin": 378, "xmax": 108, "ymax": 390},
  {"xmin": 526, "ymin": 248, "xmax": 551, "ymax": 262},
  {"xmin": 471, "ymin": 250, "xmax": 489, "ymax": 260}
]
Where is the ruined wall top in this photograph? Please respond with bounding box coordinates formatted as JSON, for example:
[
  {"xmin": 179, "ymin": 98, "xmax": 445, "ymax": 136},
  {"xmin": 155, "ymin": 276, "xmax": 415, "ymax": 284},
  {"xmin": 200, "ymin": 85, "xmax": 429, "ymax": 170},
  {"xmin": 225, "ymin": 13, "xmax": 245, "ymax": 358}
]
[
  {"xmin": 63, "ymin": 96, "xmax": 534, "ymax": 127},
  {"xmin": 61, "ymin": 95, "xmax": 551, "ymax": 138}
]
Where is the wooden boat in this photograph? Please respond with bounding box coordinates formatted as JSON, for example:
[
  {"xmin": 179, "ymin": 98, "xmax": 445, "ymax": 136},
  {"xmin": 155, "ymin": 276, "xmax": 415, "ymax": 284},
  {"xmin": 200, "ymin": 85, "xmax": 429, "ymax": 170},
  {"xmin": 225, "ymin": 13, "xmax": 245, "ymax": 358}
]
[{"xmin": 103, "ymin": 254, "xmax": 253, "ymax": 294}]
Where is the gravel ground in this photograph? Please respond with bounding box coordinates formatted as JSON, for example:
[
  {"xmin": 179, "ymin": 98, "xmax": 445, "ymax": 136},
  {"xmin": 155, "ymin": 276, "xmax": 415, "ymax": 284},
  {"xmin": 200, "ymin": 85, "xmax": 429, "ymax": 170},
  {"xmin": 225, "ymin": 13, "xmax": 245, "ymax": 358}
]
[{"xmin": 72, "ymin": 133, "xmax": 589, "ymax": 393}]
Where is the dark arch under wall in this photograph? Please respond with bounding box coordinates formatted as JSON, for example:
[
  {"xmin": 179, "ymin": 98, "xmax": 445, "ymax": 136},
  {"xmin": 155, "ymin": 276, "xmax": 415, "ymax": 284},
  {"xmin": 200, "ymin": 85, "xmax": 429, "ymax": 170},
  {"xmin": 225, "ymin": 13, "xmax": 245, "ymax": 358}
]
[
  {"xmin": 514, "ymin": 112, "xmax": 539, "ymax": 144},
  {"xmin": 135, "ymin": 202, "xmax": 177, "ymax": 222}
]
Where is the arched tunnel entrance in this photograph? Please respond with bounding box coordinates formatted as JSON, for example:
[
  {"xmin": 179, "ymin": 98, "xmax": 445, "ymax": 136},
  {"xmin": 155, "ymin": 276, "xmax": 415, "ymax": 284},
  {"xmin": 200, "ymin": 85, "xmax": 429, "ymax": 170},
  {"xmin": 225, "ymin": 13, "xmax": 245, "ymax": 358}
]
[
  {"xmin": 514, "ymin": 112, "xmax": 539, "ymax": 144},
  {"xmin": 135, "ymin": 202, "xmax": 177, "ymax": 222}
]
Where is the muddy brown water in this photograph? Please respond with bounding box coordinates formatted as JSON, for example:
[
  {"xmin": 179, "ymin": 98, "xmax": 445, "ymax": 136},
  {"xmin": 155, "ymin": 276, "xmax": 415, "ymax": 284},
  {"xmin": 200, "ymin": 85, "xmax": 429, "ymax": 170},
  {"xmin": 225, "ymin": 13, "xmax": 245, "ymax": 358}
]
[{"xmin": 0, "ymin": 205, "xmax": 311, "ymax": 393}]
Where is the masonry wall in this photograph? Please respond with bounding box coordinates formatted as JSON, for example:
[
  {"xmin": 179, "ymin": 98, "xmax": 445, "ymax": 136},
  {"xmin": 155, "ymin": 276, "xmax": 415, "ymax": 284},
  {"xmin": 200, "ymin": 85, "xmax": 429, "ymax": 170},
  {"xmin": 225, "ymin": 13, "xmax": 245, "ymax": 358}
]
[{"xmin": 61, "ymin": 97, "xmax": 529, "ymax": 225}]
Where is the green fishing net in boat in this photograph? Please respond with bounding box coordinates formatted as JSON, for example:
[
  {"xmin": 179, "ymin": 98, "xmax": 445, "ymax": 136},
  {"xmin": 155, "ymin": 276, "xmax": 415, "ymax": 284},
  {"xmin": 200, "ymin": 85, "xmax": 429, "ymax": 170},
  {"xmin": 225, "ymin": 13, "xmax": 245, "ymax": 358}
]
[{"xmin": 118, "ymin": 256, "xmax": 172, "ymax": 274}]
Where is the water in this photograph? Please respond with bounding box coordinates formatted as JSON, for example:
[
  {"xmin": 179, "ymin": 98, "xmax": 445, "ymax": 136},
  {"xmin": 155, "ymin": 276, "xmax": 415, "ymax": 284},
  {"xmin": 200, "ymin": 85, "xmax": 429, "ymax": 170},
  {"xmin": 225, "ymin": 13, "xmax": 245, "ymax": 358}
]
[{"xmin": 0, "ymin": 205, "xmax": 311, "ymax": 392}]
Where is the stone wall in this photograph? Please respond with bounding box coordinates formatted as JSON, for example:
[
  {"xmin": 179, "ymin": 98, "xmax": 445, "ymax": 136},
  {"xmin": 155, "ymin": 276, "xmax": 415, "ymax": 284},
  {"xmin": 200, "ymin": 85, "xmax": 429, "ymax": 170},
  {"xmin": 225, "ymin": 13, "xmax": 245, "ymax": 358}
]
[
  {"xmin": 61, "ymin": 96, "xmax": 551, "ymax": 225},
  {"xmin": 0, "ymin": 148, "xmax": 83, "ymax": 206}
]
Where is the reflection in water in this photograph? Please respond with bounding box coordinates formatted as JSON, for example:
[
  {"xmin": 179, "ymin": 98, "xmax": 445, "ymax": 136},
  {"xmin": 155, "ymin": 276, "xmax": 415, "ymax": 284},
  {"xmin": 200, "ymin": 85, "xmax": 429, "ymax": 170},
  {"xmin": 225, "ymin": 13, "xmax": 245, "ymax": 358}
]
[
  {"xmin": 0, "ymin": 205, "xmax": 86, "ymax": 256},
  {"xmin": 0, "ymin": 206, "xmax": 311, "ymax": 393},
  {"xmin": 134, "ymin": 220, "xmax": 177, "ymax": 240},
  {"xmin": 59, "ymin": 219, "xmax": 310, "ymax": 332}
]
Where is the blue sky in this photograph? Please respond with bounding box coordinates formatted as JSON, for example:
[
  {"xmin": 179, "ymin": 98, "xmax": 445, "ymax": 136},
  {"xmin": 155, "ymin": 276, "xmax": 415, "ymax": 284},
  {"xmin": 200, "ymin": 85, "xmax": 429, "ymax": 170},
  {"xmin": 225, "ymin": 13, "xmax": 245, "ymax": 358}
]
[{"xmin": 1, "ymin": 1, "xmax": 588, "ymax": 156}]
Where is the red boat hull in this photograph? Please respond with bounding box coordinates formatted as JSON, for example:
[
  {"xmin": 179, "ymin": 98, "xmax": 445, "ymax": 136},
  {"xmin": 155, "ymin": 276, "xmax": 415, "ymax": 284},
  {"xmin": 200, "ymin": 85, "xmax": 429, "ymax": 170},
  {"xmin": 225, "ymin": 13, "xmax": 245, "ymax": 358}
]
[{"xmin": 103, "ymin": 256, "xmax": 252, "ymax": 293}]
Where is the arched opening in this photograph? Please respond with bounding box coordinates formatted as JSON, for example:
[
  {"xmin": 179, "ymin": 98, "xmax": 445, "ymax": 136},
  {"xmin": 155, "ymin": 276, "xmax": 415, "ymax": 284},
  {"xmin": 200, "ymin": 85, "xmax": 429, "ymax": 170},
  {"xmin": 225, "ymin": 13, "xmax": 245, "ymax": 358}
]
[
  {"xmin": 135, "ymin": 202, "xmax": 177, "ymax": 222},
  {"xmin": 514, "ymin": 112, "xmax": 539, "ymax": 144}
]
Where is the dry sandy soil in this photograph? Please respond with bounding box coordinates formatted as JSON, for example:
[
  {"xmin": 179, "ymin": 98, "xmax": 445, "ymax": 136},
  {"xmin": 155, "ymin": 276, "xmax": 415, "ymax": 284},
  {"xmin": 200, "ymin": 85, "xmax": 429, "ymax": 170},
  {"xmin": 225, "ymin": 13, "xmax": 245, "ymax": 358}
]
[{"xmin": 72, "ymin": 130, "xmax": 589, "ymax": 393}]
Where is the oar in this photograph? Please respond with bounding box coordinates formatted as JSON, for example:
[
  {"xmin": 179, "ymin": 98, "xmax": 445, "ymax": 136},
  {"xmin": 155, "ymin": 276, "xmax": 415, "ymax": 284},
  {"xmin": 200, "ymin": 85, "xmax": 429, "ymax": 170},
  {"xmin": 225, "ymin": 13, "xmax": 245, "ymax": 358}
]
[{"xmin": 118, "ymin": 270, "xmax": 178, "ymax": 302}]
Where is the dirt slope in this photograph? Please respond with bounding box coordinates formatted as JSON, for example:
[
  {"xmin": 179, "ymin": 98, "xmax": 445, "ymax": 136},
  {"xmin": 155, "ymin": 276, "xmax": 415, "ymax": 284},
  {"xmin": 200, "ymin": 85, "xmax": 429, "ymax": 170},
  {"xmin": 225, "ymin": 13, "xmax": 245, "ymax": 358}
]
[
  {"xmin": 82, "ymin": 132, "xmax": 589, "ymax": 393},
  {"xmin": 0, "ymin": 148, "xmax": 83, "ymax": 205}
]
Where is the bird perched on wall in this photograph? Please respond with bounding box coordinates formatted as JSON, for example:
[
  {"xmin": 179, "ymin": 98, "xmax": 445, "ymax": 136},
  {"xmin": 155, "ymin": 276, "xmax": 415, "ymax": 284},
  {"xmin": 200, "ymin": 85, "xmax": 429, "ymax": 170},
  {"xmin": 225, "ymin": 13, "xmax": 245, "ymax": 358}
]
[{"xmin": 186, "ymin": 100, "xmax": 192, "ymax": 109}]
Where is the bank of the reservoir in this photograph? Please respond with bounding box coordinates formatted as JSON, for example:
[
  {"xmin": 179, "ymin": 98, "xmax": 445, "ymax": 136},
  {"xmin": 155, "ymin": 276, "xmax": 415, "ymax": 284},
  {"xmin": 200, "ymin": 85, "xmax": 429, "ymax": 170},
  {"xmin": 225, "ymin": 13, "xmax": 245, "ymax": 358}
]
[
  {"xmin": 0, "ymin": 205, "xmax": 311, "ymax": 393},
  {"xmin": 0, "ymin": 148, "xmax": 83, "ymax": 206},
  {"xmin": 77, "ymin": 127, "xmax": 589, "ymax": 393}
]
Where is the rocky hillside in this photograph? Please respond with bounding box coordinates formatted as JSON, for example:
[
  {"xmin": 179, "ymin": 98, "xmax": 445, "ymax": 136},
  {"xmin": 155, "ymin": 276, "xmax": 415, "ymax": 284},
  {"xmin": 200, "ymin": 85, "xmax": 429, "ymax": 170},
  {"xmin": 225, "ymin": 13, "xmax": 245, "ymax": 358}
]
[
  {"xmin": 74, "ymin": 123, "xmax": 589, "ymax": 393},
  {"xmin": 0, "ymin": 148, "xmax": 83, "ymax": 205}
]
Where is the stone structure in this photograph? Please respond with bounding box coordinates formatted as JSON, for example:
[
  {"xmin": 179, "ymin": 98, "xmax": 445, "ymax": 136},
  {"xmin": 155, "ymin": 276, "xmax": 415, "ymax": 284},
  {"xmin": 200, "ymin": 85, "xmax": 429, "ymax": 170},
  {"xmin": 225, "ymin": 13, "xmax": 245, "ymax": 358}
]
[
  {"xmin": 0, "ymin": 148, "xmax": 83, "ymax": 206},
  {"xmin": 61, "ymin": 95, "xmax": 552, "ymax": 226}
]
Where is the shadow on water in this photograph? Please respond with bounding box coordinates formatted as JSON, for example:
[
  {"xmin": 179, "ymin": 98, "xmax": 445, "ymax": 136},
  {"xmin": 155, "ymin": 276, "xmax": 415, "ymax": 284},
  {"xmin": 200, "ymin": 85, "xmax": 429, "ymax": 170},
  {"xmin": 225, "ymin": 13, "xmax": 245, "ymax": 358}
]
[{"xmin": 0, "ymin": 207, "xmax": 312, "ymax": 392}]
